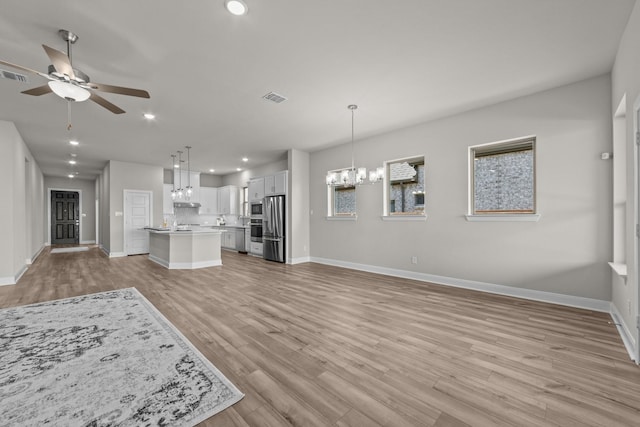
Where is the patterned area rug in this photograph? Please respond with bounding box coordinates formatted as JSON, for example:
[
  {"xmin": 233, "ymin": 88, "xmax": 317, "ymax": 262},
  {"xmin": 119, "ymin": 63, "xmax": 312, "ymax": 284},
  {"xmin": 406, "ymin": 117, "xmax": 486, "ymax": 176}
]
[{"xmin": 0, "ymin": 288, "xmax": 243, "ymax": 426}]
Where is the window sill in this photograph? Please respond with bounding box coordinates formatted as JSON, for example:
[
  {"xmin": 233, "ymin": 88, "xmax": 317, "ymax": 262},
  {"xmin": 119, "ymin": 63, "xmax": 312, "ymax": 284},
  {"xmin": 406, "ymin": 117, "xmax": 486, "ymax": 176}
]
[
  {"xmin": 608, "ymin": 262, "xmax": 627, "ymax": 283},
  {"xmin": 381, "ymin": 215, "xmax": 427, "ymax": 222},
  {"xmin": 326, "ymin": 215, "xmax": 357, "ymax": 221},
  {"xmin": 465, "ymin": 214, "xmax": 540, "ymax": 222}
]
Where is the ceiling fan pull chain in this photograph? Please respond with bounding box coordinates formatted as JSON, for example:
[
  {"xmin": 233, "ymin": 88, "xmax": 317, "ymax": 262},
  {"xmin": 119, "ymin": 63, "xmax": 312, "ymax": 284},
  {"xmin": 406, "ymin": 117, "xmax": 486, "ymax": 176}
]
[{"xmin": 67, "ymin": 101, "xmax": 72, "ymax": 131}]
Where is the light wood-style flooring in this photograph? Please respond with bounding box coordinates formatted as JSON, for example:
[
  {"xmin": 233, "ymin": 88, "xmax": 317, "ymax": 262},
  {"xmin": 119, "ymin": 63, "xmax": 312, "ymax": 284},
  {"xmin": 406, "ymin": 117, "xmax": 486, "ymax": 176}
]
[{"xmin": 1, "ymin": 247, "xmax": 639, "ymax": 426}]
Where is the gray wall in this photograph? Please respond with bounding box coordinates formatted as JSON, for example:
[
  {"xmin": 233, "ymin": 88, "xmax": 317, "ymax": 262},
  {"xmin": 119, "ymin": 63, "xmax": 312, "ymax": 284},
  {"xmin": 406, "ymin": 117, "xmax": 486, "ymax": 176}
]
[
  {"xmin": 106, "ymin": 160, "xmax": 163, "ymax": 256},
  {"xmin": 0, "ymin": 120, "xmax": 45, "ymax": 283},
  {"xmin": 44, "ymin": 176, "xmax": 96, "ymax": 244},
  {"xmin": 611, "ymin": 0, "xmax": 640, "ymax": 357},
  {"xmin": 222, "ymin": 158, "xmax": 288, "ymax": 188},
  {"xmin": 310, "ymin": 74, "xmax": 613, "ymax": 301},
  {"xmin": 288, "ymin": 149, "xmax": 310, "ymax": 262}
]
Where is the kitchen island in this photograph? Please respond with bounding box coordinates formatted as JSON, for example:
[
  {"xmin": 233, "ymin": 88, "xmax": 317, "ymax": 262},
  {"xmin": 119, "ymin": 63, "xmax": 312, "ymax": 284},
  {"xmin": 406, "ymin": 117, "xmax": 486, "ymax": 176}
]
[{"xmin": 147, "ymin": 229, "xmax": 223, "ymax": 269}]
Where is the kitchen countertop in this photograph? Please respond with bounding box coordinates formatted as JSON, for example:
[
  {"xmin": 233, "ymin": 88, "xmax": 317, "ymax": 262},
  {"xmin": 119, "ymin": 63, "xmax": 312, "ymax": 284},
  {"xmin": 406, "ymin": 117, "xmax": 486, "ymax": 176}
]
[{"xmin": 146, "ymin": 228, "xmax": 223, "ymax": 235}]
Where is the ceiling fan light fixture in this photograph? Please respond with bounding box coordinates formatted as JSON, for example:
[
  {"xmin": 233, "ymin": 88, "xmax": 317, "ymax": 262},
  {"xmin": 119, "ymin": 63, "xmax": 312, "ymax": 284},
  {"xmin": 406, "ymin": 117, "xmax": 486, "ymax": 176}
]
[
  {"xmin": 225, "ymin": 0, "xmax": 248, "ymax": 16},
  {"xmin": 48, "ymin": 80, "xmax": 90, "ymax": 102}
]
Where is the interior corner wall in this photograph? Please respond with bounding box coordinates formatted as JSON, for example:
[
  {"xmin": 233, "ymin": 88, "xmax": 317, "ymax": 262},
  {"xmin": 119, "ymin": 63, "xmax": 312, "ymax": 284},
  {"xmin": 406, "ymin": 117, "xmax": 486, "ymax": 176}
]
[
  {"xmin": 100, "ymin": 163, "xmax": 111, "ymax": 253},
  {"xmin": 288, "ymin": 149, "xmax": 310, "ymax": 262},
  {"xmin": 108, "ymin": 160, "xmax": 163, "ymax": 256},
  {"xmin": 612, "ymin": 0, "xmax": 640, "ymax": 358},
  {"xmin": 0, "ymin": 120, "xmax": 45, "ymax": 284},
  {"xmin": 310, "ymin": 74, "xmax": 613, "ymax": 302},
  {"xmin": 44, "ymin": 176, "xmax": 97, "ymax": 243}
]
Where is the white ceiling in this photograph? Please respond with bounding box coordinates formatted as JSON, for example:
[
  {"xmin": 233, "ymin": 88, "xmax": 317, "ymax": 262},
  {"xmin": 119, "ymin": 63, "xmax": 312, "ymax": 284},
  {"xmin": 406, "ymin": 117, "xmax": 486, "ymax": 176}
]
[{"xmin": 0, "ymin": 0, "xmax": 635, "ymax": 179}]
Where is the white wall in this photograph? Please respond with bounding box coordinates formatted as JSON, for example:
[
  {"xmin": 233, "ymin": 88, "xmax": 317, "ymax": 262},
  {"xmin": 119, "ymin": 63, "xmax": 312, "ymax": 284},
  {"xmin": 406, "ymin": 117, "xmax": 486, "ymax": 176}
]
[
  {"xmin": 106, "ymin": 160, "xmax": 163, "ymax": 256},
  {"xmin": 611, "ymin": 0, "xmax": 640, "ymax": 359},
  {"xmin": 0, "ymin": 121, "xmax": 45, "ymax": 284},
  {"xmin": 44, "ymin": 176, "xmax": 97, "ymax": 244},
  {"xmin": 310, "ymin": 75, "xmax": 612, "ymax": 302}
]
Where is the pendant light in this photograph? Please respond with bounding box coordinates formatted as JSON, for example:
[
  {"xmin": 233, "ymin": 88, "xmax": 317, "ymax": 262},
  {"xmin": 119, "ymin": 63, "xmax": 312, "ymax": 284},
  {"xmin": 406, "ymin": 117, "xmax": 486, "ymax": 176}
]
[
  {"xmin": 170, "ymin": 154, "xmax": 177, "ymax": 200},
  {"xmin": 185, "ymin": 146, "xmax": 193, "ymax": 200},
  {"xmin": 176, "ymin": 150, "xmax": 184, "ymax": 199},
  {"xmin": 326, "ymin": 104, "xmax": 367, "ymax": 186}
]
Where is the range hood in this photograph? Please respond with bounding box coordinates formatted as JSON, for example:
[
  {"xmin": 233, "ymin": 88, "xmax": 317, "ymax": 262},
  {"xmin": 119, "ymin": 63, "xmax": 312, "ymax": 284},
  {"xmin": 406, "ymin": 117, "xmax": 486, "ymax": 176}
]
[{"xmin": 173, "ymin": 202, "xmax": 201, "ymax": 208}]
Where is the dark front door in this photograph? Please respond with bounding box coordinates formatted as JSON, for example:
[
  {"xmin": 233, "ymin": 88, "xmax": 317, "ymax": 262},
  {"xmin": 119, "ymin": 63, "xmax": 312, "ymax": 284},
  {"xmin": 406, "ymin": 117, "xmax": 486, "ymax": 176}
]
[{"xmin": 51, "ymin": 191, "xmax": 80, "ymax": 245}]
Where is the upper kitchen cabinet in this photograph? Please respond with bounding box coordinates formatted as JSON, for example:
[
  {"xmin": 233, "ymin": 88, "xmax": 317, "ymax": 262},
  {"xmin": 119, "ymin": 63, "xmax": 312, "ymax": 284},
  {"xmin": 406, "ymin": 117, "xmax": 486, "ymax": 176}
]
[
  {"xmin": 218, "ymin": 185, "xmax": 240, "ymax": 215},
  {"xmin": 163, "ymin": 184, "xmax": 174, "ymax": 215},
  {"xmin": 173, "ymin": 170, "xmax": 201, "ymax": 203},
  {"xmin": 200, "ymin": 187, "xmax": 218, "ymax": 214},
  {"xmin": 265, "ymin": 171, "xmax": 287, "ymax": 196},
  {"xmin": 248, "ymin": 177, "xmax": 264, "ymax": 202}
]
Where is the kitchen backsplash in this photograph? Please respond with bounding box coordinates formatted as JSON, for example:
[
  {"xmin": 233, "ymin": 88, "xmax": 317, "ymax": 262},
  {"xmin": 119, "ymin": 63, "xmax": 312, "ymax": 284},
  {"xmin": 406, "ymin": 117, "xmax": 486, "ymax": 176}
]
[{"xmin": 166, "ymin": 207, "xmax": 241, "ymax": 226}]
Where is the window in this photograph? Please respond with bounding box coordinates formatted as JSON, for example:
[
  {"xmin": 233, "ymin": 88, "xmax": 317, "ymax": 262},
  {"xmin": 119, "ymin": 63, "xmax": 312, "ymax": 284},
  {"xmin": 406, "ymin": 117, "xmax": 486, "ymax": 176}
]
[
  {"xmin": 326, "ymin": 169, "xmax": 357, "ymax": 218},
  {"xmin": 383, "ymin": 156, "xmax": 425, "ymax": 217},
  {"xmin": 470, "ymin": 137, "xmax": 535, "ymax": 215},
  {"xmin": 241, "ymin": 186, "xmax": 248, "ymax": 217}
]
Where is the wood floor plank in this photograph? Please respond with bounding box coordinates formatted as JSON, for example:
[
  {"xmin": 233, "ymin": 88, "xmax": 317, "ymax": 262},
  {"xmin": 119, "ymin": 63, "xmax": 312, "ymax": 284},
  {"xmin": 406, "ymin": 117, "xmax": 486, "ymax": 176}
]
[{"xmin": 1, "ymin": 248, "xmax": 639, "ymax": 426}]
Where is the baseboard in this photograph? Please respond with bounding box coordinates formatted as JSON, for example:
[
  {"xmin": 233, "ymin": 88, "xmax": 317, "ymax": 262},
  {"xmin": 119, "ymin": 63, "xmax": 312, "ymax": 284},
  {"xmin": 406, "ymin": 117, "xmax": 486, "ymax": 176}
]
[
  {"xmin": 0, "ymin": 276, "xmax": 15, "ymax": 286},
  {"xmin": 309, "ymin": 257, "xmax": 610, "ymax": 313},
  {"xmin": 289, "ymin": 256, "xmax": 311, "ymax": 265},
  {"xmin": 149, "ymin": 254, "xmax": 222, "ymax": 269},
  {"xmin": 99, "ymin": 245, "xmax": 126, "ymax": 258},
  {"xmin": 80, "ymin": 240, "xmax": 96, "ymax": 245},
  {"xmin": 609, "ymin": 303, "xmax": 638, "ymax": 362},
  {"xmin": 13, "ymin": 265, "xmax": 28, "ymax": 284},
  {"xmin": 109, "ymin": 252, "xmax": 127, "ymax": 258},
  {"xmin": 27, "ymin": 244, "xmax": 46, "ymax": 265}
]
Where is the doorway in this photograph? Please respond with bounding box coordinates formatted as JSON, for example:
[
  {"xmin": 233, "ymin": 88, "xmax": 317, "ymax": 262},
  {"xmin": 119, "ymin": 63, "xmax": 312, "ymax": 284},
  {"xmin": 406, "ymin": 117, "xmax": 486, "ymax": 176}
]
[
  {"xmin": 124, "ymin": 190, "xmax": 151, "ymax": 255},
  {"xmin": 51, "ymin": 190, "xmax": 80, "ymax": 245}
]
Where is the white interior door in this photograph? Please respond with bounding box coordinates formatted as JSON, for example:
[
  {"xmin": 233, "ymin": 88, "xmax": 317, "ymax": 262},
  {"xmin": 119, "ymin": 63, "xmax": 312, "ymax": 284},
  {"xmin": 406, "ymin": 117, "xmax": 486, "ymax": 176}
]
[{"xmin": 125, "ymin": 191, "xmax": 151, "ymax": 255}]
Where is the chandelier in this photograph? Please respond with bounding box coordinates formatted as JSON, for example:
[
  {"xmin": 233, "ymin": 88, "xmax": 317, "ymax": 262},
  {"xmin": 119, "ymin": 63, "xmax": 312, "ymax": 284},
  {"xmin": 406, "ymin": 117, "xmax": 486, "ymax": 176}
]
[{"xmin": 326, "ymin": 105, "xmax": 367, "ymax": 186}]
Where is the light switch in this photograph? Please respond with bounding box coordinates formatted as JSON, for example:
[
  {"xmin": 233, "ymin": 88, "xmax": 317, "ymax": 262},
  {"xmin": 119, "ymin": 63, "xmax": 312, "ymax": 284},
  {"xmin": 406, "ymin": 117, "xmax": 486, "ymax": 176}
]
[{"xmin": 115, "ymin": 211, "xmax": 123, "ymax": 217}]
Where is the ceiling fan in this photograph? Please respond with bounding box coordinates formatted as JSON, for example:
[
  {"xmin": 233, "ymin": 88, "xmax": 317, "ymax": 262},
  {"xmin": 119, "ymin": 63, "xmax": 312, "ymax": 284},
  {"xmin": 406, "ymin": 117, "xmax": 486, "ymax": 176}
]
[{"xmin": 0, "ymin": 29, "xmax": 150, "ymax": 114}]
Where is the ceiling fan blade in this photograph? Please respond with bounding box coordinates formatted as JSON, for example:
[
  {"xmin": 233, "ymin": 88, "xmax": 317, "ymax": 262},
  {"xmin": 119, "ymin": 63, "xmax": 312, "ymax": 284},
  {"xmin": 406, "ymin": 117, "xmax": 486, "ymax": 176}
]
[
  {"xmin": 0, "ymin": 59, "xmax": 49, "ymax": 79},
  {"xmin": 22, "ymin": 85, "xmax": 53, "ymax": 96},
  {"xmin": 88, "ymin": 82, "xmax": 150, "ymax": 98},
  {"xmin": 42, "ymin": 44, "xmax": 75, "ymax": 80},
  {"xmin": 90, "ymin": 92, "xmax": 125, "ymax": 114}
]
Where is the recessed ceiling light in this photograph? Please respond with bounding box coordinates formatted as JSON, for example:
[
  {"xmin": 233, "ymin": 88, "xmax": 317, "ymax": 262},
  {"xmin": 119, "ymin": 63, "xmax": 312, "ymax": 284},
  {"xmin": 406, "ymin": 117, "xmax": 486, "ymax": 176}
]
[
  {"xmin": 68, "ymin": 160, "xmax": 77, "ymax": 165},
  {"xmin": 242, "ymin": 157, "xmax": 248, "ymax": 162},
  {"xmin": 209, "ymin": 169, "xmax": 215, "ymax": 173},
  {"xmin": 69, "ymin": 140, "xmax": 79, "ymax": 146},
  {"xmin": 225, "ymin": 0, "xmax": 248, "ymax": 16},
  {"xmin": 236, "ymin": 168, "xmax": 242, "ymax": 172},
  {"xmin": 143, "ymin": 113, "xmax": 155, "ymax": 120},
  {"xmin": 68, "ymin": 174, "xmax": 74, "ymax": 178}
]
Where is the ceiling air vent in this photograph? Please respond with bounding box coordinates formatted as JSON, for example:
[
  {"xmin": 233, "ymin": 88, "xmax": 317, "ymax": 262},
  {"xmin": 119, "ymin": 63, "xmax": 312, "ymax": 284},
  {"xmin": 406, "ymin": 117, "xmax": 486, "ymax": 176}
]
[
  {"xmin": 0, "ymin": 68, "xmax": 28, "ymax": 83},
  {"xmin": 262, "ymin": 91, "xmax": 288, "ymax": 104}
]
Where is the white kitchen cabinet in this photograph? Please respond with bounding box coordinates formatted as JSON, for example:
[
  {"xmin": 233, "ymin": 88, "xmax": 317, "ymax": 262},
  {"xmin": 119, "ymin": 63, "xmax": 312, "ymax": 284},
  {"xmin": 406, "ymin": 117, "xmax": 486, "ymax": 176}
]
[
  {"xmin": 248, "ymin": 177, "xmax": 264, "ymax": 202},
  {"xmin": 219, "ymin": 228, "xmax": 237, "ymax": 250},
  {"xmin": 250, "ymin": 242, "xmax": 263, "ymax": 256},
  {"xmin": 173, "ymin": 170, "xmax": 201, "ymax": 203},
  {"xmin": 217, "ymin": 185, "xmax": 240, "ymax": 215},
  {"xmin": 163, "ymin": 184, "xmax": 174, "ymax": 215},
  {"xmin": 199, "ymin": 187, "xmax": 218, "ymax": 214},
  {"xmin": 264, "ymin": 171, "xmax": 287, "ymax": 196}
]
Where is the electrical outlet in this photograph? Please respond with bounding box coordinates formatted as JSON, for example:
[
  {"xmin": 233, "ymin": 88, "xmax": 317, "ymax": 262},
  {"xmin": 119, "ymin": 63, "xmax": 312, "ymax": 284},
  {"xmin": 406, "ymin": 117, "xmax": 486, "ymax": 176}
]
[{"xmin": 411, "ymin": 256, "xmax": 418, "ymax": 264}]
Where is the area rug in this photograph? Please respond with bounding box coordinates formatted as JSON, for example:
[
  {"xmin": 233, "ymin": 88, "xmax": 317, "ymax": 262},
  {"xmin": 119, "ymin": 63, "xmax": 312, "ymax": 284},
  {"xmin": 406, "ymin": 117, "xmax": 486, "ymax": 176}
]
[
  {"xmin": 0, "ymin": 288, "xmax": 244, "ymax": 426},
  {"xmin": 50, "ymin": 246, "xmax": 89, "ymax": 254}
]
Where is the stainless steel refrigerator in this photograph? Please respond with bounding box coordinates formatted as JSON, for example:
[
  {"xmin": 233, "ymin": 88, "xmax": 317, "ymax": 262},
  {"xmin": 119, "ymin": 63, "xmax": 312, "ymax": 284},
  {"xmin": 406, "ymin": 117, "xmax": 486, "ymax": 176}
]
[{"xmin": 263, "ymin": 195, "xmax": 285, "ymax": 262}]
